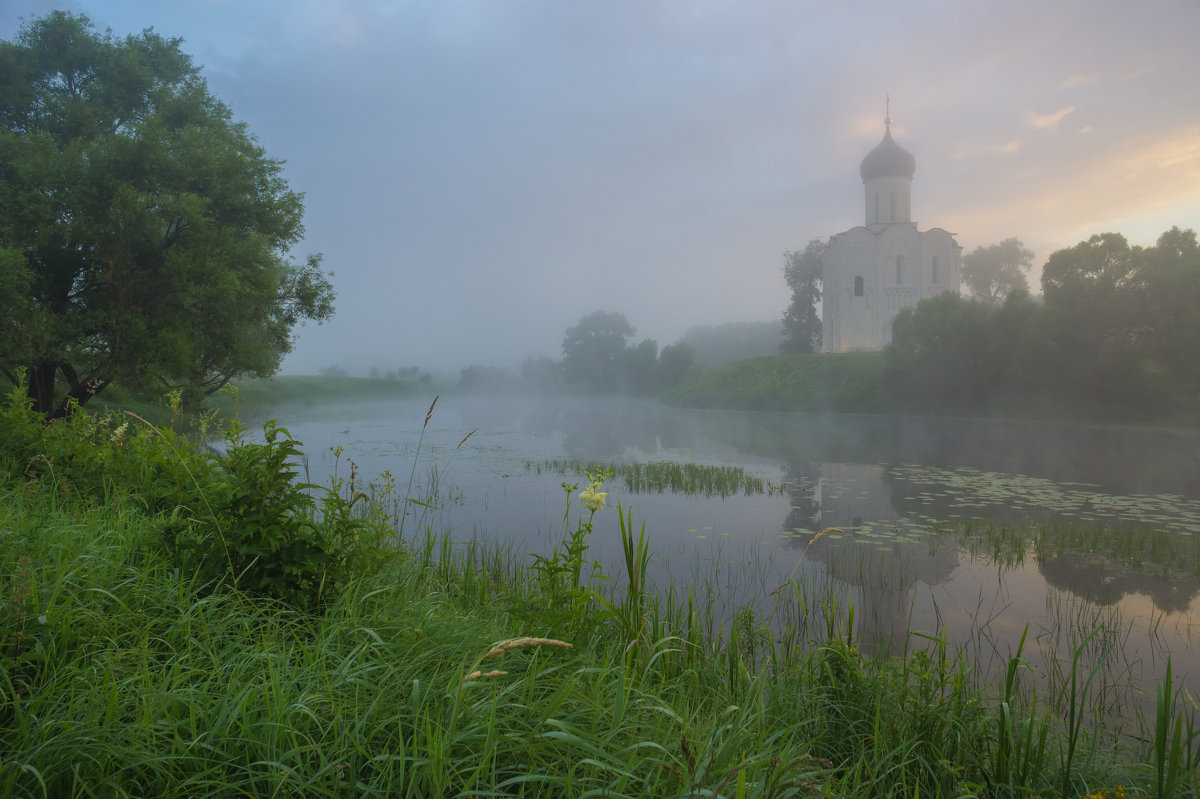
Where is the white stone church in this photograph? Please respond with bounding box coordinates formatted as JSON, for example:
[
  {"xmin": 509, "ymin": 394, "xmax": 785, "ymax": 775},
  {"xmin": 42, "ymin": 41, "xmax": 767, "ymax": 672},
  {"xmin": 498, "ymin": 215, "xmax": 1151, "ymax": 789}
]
[{"xmin": 821, "ymin": 115, "xmax": 961, "ymax": 352}]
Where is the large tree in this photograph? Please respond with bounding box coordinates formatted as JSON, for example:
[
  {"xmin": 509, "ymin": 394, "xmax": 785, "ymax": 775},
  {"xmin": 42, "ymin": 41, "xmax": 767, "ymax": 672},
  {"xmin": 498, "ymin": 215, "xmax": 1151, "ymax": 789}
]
[
  {"xmin": 1041, "ymin": 229, "xmax": 1199, "ymax": 415},
  {"xmin": 561, "ymin": 311, "xmax": 636, "ymax": 392},
  {"xmin": 0, "ymin": 13, "xmax": 334, "ymax": 417},
  {"xmin": 780, "ymin": 239, "xmax": 824, "ymax": 354},
  {"xmin": 1134, "ymin": 227, "xmax": 1200, "ymax": 404},
  {"xmin": 961, "ymin": 237, "xmax": 1034, "ymax": 303}
]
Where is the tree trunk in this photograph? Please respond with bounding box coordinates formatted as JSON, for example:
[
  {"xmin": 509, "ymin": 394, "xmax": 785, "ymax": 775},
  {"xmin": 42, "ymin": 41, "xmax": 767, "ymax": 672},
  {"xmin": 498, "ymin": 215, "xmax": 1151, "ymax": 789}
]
[{"xmin": 28, "ymin": 362, "xmax": 57, "ymax": 417}]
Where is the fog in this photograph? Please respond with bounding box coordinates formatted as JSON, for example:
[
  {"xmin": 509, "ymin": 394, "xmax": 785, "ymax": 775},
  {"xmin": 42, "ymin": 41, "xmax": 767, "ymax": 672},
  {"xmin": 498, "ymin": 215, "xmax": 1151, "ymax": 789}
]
[{"xmin": 5, "ymin": 0, "xmax": 1199, "ymax": 375}]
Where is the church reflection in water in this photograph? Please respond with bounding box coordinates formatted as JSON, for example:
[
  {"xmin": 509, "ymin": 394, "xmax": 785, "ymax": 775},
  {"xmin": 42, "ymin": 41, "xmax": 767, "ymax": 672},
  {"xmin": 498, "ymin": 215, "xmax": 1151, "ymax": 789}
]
[{"xmin": 779, "ymin": 462, "xmax": 959, "ymax": 656}]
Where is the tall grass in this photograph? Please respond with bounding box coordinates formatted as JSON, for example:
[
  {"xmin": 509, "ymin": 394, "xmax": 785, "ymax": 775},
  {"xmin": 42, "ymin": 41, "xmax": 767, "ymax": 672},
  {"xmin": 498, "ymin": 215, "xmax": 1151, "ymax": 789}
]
[{"xmin": 2, "ymin": 401, "xmax": 1197, "ymax": 796}]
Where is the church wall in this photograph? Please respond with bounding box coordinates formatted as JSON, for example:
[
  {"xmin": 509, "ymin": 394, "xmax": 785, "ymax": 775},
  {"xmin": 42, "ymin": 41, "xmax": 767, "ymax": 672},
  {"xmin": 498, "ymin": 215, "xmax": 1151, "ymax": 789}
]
[{"xmin": 822, "ymin": 225, "xmax": 961, "ymax": 352}]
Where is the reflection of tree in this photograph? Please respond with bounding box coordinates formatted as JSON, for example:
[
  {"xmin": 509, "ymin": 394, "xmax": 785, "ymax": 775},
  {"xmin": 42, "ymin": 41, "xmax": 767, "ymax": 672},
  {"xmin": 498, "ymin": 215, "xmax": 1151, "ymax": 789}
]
[
  {"xmin": 696, "ymin": 411, "xmax": 1200, "ymax": 499},
  {"xmin": 934, "ymin": 515, "xmax": 1200, "ymax": 613},
  {"xmin": 473, "ymin": 397, "xmax": 695, "ymax": 460},
  {"xmin": 557, "ymin": 401, "xmax": 688, "ymax": 459},
  {"xmin": 1039, "ymin": 557, "xmax": 1199, "ymax": 614},
  {"xmin": 781, "ymin": 462, "xmax": 822, "ymax": 539}
]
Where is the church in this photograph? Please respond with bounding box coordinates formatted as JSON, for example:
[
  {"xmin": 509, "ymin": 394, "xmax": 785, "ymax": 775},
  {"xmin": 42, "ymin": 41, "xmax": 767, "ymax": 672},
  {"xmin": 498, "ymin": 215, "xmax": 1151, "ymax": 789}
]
[{"xmin": 821, "ymin": 113, "xmax": 961, "ymax": 352}]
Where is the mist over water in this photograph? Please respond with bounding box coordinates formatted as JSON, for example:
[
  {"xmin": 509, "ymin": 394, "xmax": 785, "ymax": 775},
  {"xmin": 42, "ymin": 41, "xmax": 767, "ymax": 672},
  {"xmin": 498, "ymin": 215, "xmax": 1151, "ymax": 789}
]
[{"xmin": 253, "ymin": 394, "xmax": 1200, "ymax": 713}]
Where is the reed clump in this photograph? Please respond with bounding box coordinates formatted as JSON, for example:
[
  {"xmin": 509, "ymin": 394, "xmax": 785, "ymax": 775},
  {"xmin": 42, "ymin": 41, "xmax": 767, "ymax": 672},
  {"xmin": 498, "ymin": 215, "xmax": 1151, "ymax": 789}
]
[{"xmin": 525, "ymin": 456, "xmax": 784, "ymax": 497}]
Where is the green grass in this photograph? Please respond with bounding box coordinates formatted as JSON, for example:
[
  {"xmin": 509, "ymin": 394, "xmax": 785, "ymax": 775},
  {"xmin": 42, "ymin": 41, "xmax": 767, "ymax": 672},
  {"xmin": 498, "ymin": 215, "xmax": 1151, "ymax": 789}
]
[
  {"xmin": 208, "ymin": 375, "xmax": 426, "ymax": 415},
  {"xmin": 664, "ymin": 352, "xmax": 887, "ymax": 413},
  {"xmin": 2, "ymin": 400, "xmax": 1198, "ymax": 797},
  {"xmin": 1, "ymin": 373, "xmax": 426, "ymax": 417}
]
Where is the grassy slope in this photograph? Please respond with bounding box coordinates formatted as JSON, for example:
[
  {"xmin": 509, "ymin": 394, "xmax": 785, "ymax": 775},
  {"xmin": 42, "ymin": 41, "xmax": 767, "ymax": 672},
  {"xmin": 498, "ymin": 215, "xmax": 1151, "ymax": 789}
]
[
  {"xmin": 5, "ymin": 475, "xmax": 1180, "ymax": 798},
  {"xmin": 665, "ymin": 352, "xmax": 887, "ymax": 413}
]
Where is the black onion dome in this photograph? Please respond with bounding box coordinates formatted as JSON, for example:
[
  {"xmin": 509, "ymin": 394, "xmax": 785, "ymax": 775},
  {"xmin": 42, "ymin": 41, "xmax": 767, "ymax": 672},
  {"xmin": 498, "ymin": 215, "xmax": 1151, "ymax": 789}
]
[{"xmin": 859, "ymin": 125, "xmax": 916, "ymax": 181}]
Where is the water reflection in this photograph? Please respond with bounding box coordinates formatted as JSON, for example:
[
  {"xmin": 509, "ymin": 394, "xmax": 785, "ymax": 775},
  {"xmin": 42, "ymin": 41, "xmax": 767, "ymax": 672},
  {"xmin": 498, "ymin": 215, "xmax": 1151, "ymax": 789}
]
[
  {"xmin": 711, "ymin": 410, "xmax": 1200, "ymax": 499},
  {"xmin": 258, "ymin": 395, "xmax": 1200, "ymax": 704},
  {"xmin": 781, "ymin": 462, "xmax": 959, "ymax": 654}
]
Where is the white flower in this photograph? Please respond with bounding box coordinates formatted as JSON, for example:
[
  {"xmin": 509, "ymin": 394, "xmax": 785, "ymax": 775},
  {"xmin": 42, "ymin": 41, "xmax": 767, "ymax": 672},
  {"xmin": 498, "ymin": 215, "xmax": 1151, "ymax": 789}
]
[
  {"xmin": 579, "ymin": 486, "xmax": 607, "ymax": 512},
  {"xmin": 111, "ymin": 423, "xmax": 128, "ymax": 445}
]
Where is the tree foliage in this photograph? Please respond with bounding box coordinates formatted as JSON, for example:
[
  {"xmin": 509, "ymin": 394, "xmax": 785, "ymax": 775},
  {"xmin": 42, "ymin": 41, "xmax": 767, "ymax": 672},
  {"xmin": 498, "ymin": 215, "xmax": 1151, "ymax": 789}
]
[
  {"xmin": 680, "ymin": 321, "xmax": 781, "ymax": 368},
  {"xmin": 886, "ymin": 292, "xmax": 1035, "ymax": 413},
  {"xmin": 0, "ymin": 13, "xmax": 334, "ymax": 416},
  {"xmin": 961, "ymin": 237, "xmax": 1034, "ymax": 303},
  {"xmin": 657, "ymin": 342, "xmax": 697, "ymax": 388},
  {"xmin": 560, "ymin": 311, "xmax": 696, "ymax": 395},
  {"xmin": 780, "ymin": 240, "xmax": 824, "ymax": 354},
  {"xmin": 561, "ymin": 311, "xmax": 636, "ymax": 391},
  {"xmin": 885, "ymin": 228, "xmax": 1199, "ymax": 420}
]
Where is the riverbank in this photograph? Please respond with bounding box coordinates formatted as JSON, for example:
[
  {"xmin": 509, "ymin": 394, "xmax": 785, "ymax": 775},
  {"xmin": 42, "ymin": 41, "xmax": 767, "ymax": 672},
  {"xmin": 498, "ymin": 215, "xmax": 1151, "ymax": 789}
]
[
  {"xmin": 664, "ymin": 352, "xmax": 888, "ymax": 413},
  {"xmin": 665, "ymin": 351, "xmax": 1200, "ymax": 429},
  {"xmin": 1, "ymin": 388, "xmax": 1197, "ymax": 796}
]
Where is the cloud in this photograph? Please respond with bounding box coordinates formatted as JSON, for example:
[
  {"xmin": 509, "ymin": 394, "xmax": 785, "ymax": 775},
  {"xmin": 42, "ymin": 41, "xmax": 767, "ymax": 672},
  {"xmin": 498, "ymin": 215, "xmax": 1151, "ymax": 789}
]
[
  {"xmin": 939, "ymin": 123, "xmax": 1200, "ymax": 252},
  {"xmin": 1060, "ymin": 74, "xmax": 1098, "ymax": 88},
  {"xmin": 1027, "ymin": 106, "xmax": 1077, "ymax": 130},
  {"xmin": 949, "ymin": 140, "xmax": 1023, "ymax": 160}
]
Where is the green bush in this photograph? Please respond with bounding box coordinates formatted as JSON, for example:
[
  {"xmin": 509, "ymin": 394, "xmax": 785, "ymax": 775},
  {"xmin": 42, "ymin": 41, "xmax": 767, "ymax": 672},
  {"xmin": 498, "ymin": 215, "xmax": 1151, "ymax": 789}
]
[{"xmin": 0, "ymin": 378, "xmax": 393, "ymax": 610}]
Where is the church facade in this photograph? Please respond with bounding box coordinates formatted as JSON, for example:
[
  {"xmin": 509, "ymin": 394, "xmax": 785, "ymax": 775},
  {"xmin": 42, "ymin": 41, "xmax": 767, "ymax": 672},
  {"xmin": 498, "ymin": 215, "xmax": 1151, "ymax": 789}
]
[{"xmin": 821, "ymin": 118, "xmax": 961, "ymax": 352}]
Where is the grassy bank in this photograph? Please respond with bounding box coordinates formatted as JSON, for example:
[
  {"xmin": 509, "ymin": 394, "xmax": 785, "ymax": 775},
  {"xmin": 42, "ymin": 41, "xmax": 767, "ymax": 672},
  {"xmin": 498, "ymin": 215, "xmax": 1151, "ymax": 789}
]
[
  {"xmin": 1, "ymin": 391, "xmax": 1197, "ymax": 797},
  {"xmin": 665, "ymin": 352, "xmax": 887, "ymax": 413},
  {"xmin": 208, "ymin": 375, "xmax": 424, "ymax": 415},
  {"xmin": 0, "ymin": 375, "xmax": 425, "ymax": 429}
]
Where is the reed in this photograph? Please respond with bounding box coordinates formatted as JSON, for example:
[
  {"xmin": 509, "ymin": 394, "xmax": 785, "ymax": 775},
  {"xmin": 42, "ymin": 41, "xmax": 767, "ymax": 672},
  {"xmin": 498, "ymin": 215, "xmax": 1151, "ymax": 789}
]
[{"xmin": 524, "ymin": 456, "xmax": 783, "ymax": 498}]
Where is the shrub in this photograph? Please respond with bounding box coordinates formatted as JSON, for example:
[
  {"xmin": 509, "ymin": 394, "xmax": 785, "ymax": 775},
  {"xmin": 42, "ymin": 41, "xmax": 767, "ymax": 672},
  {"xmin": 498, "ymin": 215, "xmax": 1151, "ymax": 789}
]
[{"xmin": 0, "ymin": 377, "xmax": 394, "ymax": 610}]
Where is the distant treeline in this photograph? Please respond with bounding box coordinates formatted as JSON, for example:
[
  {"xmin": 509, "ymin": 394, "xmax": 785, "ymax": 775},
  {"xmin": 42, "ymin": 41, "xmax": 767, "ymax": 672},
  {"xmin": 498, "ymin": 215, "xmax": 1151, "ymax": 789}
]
[
  {"xmin": 460, "ymin": 311, "xmax": 702, "ymax": 396},
  {"xmin": 886, "ymin": 227, "xmax": 1199, "ymax": 422},
  {"xmin": 673, "ymin": 228, "xmax": 1199, "ymax": 424},
  {"xmin": 678, "ymin": 321, "xmax": 782, "ymax": 368},
  {"xmin": 456, "ymin": 317, "xmax": 784, "ymax": 396}
]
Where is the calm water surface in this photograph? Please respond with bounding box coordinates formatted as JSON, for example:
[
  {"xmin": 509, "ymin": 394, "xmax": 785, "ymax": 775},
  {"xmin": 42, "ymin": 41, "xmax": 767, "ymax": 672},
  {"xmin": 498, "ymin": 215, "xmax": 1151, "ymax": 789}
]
[{"xmin": 256, "ymin": 395, "xmax": 1200, "ymax": 712}]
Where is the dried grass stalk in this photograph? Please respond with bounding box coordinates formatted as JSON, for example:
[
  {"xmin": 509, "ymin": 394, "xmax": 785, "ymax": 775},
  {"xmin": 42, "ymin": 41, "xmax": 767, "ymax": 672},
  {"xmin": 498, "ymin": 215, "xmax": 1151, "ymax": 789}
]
[{"xmin": 484, "ymin": 637, "xmax": 573, "ymax": 659}]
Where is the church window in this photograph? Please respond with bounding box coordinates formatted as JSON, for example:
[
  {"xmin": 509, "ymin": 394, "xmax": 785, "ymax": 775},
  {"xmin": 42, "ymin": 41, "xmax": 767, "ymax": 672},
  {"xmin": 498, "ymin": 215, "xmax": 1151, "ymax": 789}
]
[
  {"xmin": 889, "ymin": 192, "xmax": 895, "ymax": 222},
  {"xmin": 895, "ymin": 255, "xmax": 903, "ymax": 284},
  {"xmin": 854, "ymin": 275, "xmax": 864, "ymax": 296},
  {"xmin": 931, "ymin": 256, "xmax": 939, "ymax": 284},
  {"xmin": 873, "ymin": 195, "xmax": 879, "ymax": 224}
]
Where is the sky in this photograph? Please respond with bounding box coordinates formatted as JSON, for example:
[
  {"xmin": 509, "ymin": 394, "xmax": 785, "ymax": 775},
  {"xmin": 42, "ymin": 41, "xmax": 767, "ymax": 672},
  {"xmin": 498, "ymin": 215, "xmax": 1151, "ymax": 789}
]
[{"xmin": 4, "ymin": 0, "xmax": 1199, "ymax": 375}]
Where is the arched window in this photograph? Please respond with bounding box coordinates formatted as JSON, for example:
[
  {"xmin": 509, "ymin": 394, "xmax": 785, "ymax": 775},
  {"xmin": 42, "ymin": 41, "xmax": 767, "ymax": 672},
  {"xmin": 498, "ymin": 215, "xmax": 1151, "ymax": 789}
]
[
  {"xmin": 854, "ymin": 275, "xmax": 864, "ymax": 297},
  {"xmin": 889, "ymin": 192, "xmax": 895, "ymax": 222},
  {"xmin": 895, "ymin": 255, "xmax": 903, "ymax": 284},
  {"xmin": 931, "ymin": 256, "xmax": 939, "ymax": 284}
]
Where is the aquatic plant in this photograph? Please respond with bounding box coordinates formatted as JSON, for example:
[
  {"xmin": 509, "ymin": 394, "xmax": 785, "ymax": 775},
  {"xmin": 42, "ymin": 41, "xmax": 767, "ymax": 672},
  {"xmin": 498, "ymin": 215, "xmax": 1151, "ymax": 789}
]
[{"xmin": 524, "ymin": 456, "xmax": 783, "ymax": 498}]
